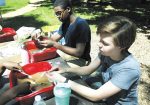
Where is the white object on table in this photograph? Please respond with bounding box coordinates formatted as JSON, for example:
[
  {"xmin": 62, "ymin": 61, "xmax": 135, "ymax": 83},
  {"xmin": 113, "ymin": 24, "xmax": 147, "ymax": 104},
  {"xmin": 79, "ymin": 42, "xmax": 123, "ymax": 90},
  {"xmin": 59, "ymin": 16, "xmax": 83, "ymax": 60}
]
[
  {"xmin": 33, "ymin": 95, "xmax": 46, "ymax": 105},
  {"xmin": 0, "ymin": 41, "xmax": 21, "ymax": 58},
  {"xmin": 16, "ymin": 26, "xmax": 36, "ymax": 40}
]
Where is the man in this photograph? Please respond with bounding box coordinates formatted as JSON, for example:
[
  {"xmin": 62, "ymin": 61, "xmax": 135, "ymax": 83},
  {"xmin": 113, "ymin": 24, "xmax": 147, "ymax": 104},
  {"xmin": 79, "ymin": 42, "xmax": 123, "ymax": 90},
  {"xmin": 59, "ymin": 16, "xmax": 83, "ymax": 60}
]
[{"xmin": 36, "ymin": 0, "xmax": 91, "ymax": 67}]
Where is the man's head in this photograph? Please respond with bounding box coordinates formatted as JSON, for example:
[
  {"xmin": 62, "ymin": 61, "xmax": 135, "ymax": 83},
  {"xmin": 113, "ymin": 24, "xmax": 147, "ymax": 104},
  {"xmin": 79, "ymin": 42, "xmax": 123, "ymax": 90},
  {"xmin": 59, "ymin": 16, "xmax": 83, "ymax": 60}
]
[{"xmin": 53, "ymin": 0, "xmax": 72, "ymax": 22}]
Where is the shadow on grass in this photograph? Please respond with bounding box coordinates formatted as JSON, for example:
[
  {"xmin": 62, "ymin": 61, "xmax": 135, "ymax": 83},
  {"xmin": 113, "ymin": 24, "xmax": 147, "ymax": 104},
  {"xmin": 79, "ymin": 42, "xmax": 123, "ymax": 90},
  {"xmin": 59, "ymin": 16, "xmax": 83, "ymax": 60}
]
[
  {"xmin": 0, "ymin": 6, "xmax": 16, "ymax": 14},
  {"xmin": 74, "ymin": 0, "xmax": 150, "ymax": 35},
  {"xmin": 3, "ymin": 15, "xmax": 49, "ymax": 30},
  {"xmin": 29, "ymin": 0, "xmax": 54, "ymax": 9},
  {"xmin": 2, "ymin": 0, "xmax": 150, "ymax": 36},
  {"xmin": 2, "ymin": 1, "xmax": 54, "ymax": 30}
]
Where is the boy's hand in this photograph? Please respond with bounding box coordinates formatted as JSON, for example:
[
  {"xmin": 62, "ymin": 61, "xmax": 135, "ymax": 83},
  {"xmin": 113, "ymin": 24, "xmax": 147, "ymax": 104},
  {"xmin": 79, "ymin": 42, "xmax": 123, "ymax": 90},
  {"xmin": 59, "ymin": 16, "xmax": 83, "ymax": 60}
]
[
  {"xmin": 46, "ymin": 72, "xmax": 66, "ymax": 83},
  {"xmin": 48, "ymin": 67, "xmax": 67, "ymax": 74}
]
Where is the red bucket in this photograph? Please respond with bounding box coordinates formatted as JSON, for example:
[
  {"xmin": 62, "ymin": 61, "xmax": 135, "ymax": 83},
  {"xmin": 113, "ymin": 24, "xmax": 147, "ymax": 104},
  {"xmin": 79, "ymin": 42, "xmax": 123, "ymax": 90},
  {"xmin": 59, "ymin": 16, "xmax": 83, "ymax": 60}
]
[
  {"xmin": 22, "ymin": 61, "xmax": 52, "ymax": 75},
  {"xmin": 24, "ymin": 40, "xmax": 37, "ymax": 50},
  {"xmin": 0, "ymin": 27, "xmax": 16, "ymax": 43},
  {"xmin": 24, "ymin": 40, "xmax": 57, "ymax": 63},
  {"xmin": 9, "ymin": 62, "xmax": 55, "ymax": 105}
]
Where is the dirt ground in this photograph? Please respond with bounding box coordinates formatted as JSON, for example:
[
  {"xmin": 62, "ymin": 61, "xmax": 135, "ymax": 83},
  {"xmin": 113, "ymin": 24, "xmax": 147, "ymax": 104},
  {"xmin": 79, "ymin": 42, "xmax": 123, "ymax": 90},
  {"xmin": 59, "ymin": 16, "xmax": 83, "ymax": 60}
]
[
  {"xmin": 90, "ymin": 32, "xmax": 150, "ymax": 105},
  {"xmin": 130, "ymin": 32, "xmax": 150, "ymax": 105}
]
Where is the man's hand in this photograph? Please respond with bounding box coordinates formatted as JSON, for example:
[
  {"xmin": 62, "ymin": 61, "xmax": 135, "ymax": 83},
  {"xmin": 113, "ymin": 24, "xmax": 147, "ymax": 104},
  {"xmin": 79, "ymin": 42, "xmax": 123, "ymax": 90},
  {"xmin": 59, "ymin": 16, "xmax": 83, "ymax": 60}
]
[
  {"xmin": 38, "ymin": 39, "xmax": 56, "ymax": 48},
  {"xmin": 0, "ymin": 82, "xmax": 30, "ymax": 105}
]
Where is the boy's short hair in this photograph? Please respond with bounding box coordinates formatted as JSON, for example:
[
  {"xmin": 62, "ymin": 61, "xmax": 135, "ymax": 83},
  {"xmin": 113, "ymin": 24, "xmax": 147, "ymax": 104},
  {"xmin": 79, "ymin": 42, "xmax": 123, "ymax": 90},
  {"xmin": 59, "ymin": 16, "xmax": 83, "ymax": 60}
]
[
  {"xmin": 54, "ymin": 0, "xmax": 72, "ymax": 9},
  {"xmin": 97, "ymin": 16, "xmax": 136, "ymax": 51}
]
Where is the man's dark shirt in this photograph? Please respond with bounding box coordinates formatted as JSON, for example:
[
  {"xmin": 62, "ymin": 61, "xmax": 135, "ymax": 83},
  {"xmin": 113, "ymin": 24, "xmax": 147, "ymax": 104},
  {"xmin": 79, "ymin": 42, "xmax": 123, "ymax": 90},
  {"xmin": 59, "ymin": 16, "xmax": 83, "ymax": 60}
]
[{"xmin": 58, "ymin": 17, "xmax": 91, "ymax": 61}]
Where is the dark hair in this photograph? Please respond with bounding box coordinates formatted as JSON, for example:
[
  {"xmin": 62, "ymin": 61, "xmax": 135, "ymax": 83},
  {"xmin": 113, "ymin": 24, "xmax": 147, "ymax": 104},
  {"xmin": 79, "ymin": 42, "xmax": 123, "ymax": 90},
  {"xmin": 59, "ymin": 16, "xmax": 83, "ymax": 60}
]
[
  {"xmin": 97, "ymin": 16, "xmax": 136, "ymax": 51},
  {"xmin": 54, "ymin": 0, "xmax": 72, "ymax": 9}
]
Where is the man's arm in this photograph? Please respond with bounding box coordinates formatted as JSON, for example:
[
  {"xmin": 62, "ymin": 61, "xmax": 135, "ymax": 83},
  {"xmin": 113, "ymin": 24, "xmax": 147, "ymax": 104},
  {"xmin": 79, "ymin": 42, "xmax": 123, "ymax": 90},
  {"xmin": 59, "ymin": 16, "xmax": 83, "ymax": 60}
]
[
  {"xmin": 0, "ymin": 82, "xmax": 30, "ymax": 105},
  {"xmin": 54, "ymin": 42, "xmax": 86, "ymax": 57},
  {"xmin": 39, "ymin": 37, "xmax": 86, "ymax": 57}
]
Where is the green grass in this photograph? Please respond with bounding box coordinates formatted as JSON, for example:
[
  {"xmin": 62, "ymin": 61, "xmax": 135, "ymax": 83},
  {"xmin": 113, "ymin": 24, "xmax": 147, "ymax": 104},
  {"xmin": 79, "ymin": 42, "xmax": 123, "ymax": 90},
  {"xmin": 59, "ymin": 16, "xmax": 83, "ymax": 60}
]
[
  {"xmin": 1, "ymin": 1, "xmax": 98, "ymax": 32},
  {"xmin": 23, "ymin": 2, "xmax": 99, "ymax": 32},
  {"xmin": 25, "ymin": 7, "xmax": 61, "ymax": 26},
  {"xmin": 2, "ymin": 0, "xmax": 109, "ymax": 33},
  {"xmin": 0, "ymin": 0, "xmax": 29, "ymax": 14}
]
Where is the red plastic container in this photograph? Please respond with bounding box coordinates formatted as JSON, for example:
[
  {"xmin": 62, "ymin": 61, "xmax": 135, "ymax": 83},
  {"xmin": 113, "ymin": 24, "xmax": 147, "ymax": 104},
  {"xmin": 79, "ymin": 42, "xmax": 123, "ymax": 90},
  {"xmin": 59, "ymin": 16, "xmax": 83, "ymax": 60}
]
[
  {"xmin": 24, "ymin": 40, "xmax": 57, "ymax": 63},
  {"xmin": 9, "ymin": 62, "xmax": 55, "ymax": 105},
  {"xmin": 0, "ymin": 27, "xmax": 16, "ymax": 43},
  {"xmin": 22, "ymin": 61, "xmax": 52, "ymax": 75},
  {"xmin": 24, "ymin": 40, "xmax": 37, "ymax": 50}
]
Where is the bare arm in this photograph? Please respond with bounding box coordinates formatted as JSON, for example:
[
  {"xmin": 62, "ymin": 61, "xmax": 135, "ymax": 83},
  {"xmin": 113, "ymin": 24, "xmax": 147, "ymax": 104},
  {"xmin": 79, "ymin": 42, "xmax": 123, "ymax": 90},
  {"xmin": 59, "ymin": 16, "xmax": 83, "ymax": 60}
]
[
  {"xmin": 68, "ymin": 80, "xmax": 121, "ymax": 101},
  {"xmin": 50, "ymin": 32, "xmax": 86, "ymax": 57},
  {"xmin": 0, "ymin": 82, "xmax": 30, "ymax": 105},
  {"xmin": 61, "ymin": 56, "xmax": 101, "ymax": 76},
  {"xmin": 39, "ymin": 32, "xmax": 86, "ymax": 57},
  {"xmin": 54, "ymin": 42, "xmax": 86, "ymax": 57},
  {"xmin": 47, "ymin": 72, "xmax": 121, "ymax": 102},
  {"xmin": 46, "ymin": 53, "xmax": 122, "ymax": 101}
]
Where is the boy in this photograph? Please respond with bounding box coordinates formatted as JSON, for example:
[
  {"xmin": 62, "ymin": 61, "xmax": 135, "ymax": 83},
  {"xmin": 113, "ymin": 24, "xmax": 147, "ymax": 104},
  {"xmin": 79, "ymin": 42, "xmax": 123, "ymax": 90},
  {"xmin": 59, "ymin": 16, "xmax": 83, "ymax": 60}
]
[{"xmin": 47, "ymin": 16, "xmax": 141, "ymax": 105}]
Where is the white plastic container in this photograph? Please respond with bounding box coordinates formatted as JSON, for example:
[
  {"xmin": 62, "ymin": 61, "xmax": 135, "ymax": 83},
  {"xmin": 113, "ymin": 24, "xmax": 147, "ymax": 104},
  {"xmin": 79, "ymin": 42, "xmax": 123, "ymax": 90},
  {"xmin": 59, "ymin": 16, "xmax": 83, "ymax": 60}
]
[{"xmin": 33, "ymin": 95, "xmax": 46, "ymax": 105}]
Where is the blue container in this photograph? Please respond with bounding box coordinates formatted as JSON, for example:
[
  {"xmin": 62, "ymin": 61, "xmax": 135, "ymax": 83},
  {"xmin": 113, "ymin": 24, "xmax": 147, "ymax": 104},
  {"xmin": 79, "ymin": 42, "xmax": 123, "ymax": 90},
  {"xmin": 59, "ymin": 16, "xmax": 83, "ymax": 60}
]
[{"xmin": 54, "ymin": 83, "xmax": 71, "ymax": 105}]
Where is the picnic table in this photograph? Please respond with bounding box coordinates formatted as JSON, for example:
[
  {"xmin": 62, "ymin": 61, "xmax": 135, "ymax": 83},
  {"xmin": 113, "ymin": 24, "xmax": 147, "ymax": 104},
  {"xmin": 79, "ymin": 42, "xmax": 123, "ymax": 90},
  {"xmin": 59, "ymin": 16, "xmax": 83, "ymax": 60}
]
[
  {"xmin": 0, "ymin": 39, "xmax": 106, "ymax": 105},
  {"xmin": 45, "ymin": 57, "xmax": 106, "ymax": 105}
]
